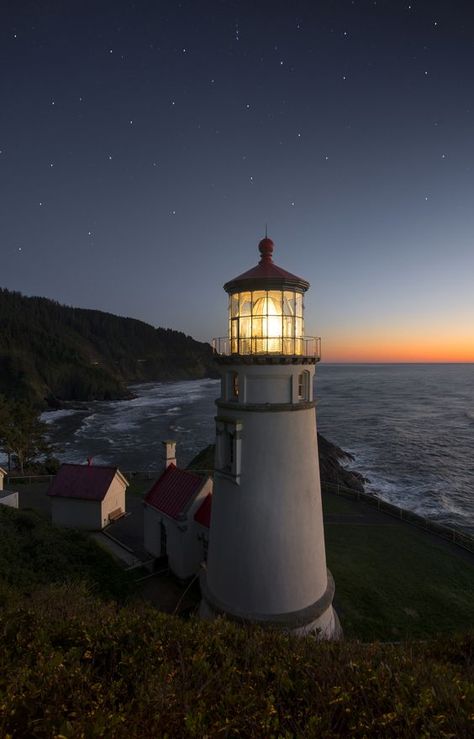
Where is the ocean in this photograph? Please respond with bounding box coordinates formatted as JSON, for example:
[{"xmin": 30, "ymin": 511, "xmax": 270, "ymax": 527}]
[{"xmin": 6, "ymin": 364, "xmax": 474, "ymax": 534}]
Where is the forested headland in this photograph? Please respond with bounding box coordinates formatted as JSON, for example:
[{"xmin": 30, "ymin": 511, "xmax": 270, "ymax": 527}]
[{"xmin": 0, "ymin": 288, "xmax": 216, "ymax": 407}]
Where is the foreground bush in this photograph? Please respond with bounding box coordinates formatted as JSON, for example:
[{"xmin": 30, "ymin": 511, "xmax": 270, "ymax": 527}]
[
  {"xmin": 0, "ymin": 506, "xmax": 132, "ymax": 601},
  {"xmin": 0, "ymin": 583, "xmax": 473, "ymax": 737}
]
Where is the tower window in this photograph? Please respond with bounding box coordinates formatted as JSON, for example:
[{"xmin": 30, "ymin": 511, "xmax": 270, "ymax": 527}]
[
  {"xmin": 232, "ymin": 372, "xmax": 239, "ymax": 398},
  {"xmin": 215, "ymin": 418, "xmax": 242, "ymax": 483},
  {"xmin": 297, "ymin": 371, "xmax": 310, "ymax": 401}
]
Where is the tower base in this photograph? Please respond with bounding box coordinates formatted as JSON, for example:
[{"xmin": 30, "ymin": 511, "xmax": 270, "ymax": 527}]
[{"xmin": 199, "ymin": 569, "xmax": 342, "ymax": 640}]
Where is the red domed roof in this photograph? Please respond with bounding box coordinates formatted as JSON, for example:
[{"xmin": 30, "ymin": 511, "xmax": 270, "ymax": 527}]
[{"xmin": 223, "ymin": 237, "xmax": 309, "ymax": 293}]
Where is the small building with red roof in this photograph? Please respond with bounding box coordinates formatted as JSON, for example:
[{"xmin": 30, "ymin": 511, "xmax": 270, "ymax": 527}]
[
  {"xmin": 143, "ymin": 442, "xmax": 212, "ymax": 579},
  {"xmin": 48, "ymin": 462, "xmax": 128, "ymax": 530}
]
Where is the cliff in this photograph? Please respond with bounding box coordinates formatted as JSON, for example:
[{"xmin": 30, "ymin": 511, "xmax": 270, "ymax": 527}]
[{"xmin": 0, "ymin": 288, "xmax": 216, "ymax": 407}]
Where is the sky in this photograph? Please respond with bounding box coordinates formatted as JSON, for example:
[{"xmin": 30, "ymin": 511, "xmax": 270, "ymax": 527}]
[{"xmin": 1, "ymin": 0, "xmax": 474, "ymax": 362}]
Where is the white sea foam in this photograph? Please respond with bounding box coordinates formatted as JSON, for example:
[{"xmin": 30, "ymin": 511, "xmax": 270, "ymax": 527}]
[
  {"xmin": 40, "ymin": 409, "xmax": 82, "ymax": 424},
  {"xmin": 41, "ymin": 369, "xmax": 474, "ymax": 532}
]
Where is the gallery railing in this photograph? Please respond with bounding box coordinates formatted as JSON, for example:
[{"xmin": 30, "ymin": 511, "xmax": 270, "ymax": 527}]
[{"xmin": 212, "ymin": 335, "xmax": 321, "ymax": 358}]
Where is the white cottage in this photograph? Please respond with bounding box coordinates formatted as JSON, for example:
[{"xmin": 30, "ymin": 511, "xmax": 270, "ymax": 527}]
[
  {"xmin": 143, "ymin": 462, "xmax": 212, "ymax": 580},
  {"xmin": 0, "ymin": 466, "xmax": 7, "ymax": 491},
  {"xmin": 48, "ymin": 463, "xmax": 128, "ymax": 530}
]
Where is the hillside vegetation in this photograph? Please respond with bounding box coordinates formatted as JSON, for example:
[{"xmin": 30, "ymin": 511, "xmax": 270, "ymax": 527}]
[
  {"xmin": 0, "ymin": 506, "xmax": 473, "ymax": 736},
  {"xmin": 0, "ymin": 288, "xmax": 216, "ymax": 406}
]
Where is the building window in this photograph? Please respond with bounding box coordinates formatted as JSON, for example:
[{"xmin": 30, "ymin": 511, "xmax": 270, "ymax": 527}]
[
  {"xmin": 215, "ymin": 418, "xmax": 242, "ymax": 482},
  {"xmin": 231, "ymin": 372, "xmax": 239, "ymax": 399},
  {"xmin": 297, "ymin": 371, "xmax": 310, "ymax": 401}
]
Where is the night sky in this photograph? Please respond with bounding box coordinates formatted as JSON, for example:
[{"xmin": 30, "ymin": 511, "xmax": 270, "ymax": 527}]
[{"xmin": 2, "ymin": 1, "xmax": 474, "ymax": 361}]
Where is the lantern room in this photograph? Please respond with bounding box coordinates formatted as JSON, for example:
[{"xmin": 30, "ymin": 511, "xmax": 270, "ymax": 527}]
[{"xmin": 213, "ymin": 237, "xmax": 320, "ymax": 358}]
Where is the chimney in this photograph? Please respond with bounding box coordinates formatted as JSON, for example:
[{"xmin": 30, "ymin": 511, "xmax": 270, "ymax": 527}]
[{"xmin": 162, "ymin": 440, "xmax": 177, "ymax": 471}]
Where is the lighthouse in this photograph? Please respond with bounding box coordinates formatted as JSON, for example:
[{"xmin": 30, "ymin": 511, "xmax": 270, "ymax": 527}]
[{"xmin": 200, "ymin": 236, "xmax": 340, "ymax": 638}]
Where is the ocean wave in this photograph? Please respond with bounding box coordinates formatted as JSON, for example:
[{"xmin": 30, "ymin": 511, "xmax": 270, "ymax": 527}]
[{"xmin": 40, "ymin": 409, "xmax": 82, "ymax": 424}]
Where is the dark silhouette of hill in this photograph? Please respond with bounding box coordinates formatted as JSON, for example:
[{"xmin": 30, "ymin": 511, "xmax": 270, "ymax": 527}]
[{"xmin": 0, "ymin": 288, "xmax": 216, "ymax": 407}]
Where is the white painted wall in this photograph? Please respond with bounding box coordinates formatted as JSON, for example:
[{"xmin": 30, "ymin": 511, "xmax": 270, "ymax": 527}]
[
  {"xmin": 206, "ymin": 362, "xmax": 335, "ymax": 634},
  {"xmin": 167, "ymin": 478, "xmax": 212, "ymax": 579},
  {"xmin": 143, "ymin": 477, "xmax": 213, "ymax": 579},
  {"xmin": 101, "ymin": 477, "xmax": 126, "ymax": 527},
  {"xmin": 0, "ymin": 469, "xmax": 6, "ymax": 491}
]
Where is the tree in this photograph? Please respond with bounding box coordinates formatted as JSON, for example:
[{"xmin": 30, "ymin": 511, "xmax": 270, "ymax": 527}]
[{"xmin": 0, "ymin": 396, "xmax": 53, "ymax": 474}]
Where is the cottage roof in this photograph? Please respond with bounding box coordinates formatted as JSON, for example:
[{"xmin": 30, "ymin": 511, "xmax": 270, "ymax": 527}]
[
  {"xmin": 0, "ymin": 467, "xmax": 7, "ymax": 477},
  {"xmin": 145, "ymin": 464, "xmax": 205, "ymax": 519},
  {"xmin": 48, "ymin": 463, "xmax": 128, "ymax": 502},
  {"xmin": 194, "ymin": 493, "xmax": 212, "ymax": 528}
]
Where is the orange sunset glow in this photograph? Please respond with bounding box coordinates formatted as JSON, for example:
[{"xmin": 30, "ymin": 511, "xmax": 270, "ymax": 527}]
[{"xmin": 322, "ymin": 331, "xmax": 474, "ymax": 364}]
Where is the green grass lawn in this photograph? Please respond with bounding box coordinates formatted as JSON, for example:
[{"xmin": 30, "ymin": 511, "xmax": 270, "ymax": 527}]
[
  {"xmin": 7, "ymin": 481, "xmax": 474, "ymax": 642},
  {"xmin": 325, "ymin": 520, "xmax": 474, "ymax": 641},
  {"xmin": 126, "ymin": 476, "xmax": 152, "ymax": 496}
]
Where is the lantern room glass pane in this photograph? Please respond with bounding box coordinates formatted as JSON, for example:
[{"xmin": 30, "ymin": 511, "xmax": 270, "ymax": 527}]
[
  {"xmin": 239, "ymin": 292, "xmax": 252, "ymax": 316},
  {"xmin": 295, "ymin": 293, "xmax": 303, "ymax": 317},
  {"xmin": 231, "ymin": 294, "xmax": 239, "ymax": 318},
  {"xmin": 295, "ymin": 317, "xmax": 304, "ymax": 338},
  {"xmin": 283, "ymin": 291, "xmax": 295, "ymax": 315},
  {"xmin": 227, "ymin": 288, "xmax": 305, "ymax": 356}
]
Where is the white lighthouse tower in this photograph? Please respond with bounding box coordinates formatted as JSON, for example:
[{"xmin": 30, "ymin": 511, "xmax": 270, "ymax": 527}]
[{"xmin": 200, "ymin": 236, "xmax": 340, "ymax": 637}]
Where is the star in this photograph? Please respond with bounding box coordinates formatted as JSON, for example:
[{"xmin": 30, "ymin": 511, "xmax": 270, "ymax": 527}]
[
  {"xmin": 108, "ymin": 155, "xmax": 113, "ymax": 160},
  {"xmin": 49, "ymin": 162, "xmax": 54, "ymax": 167}
]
